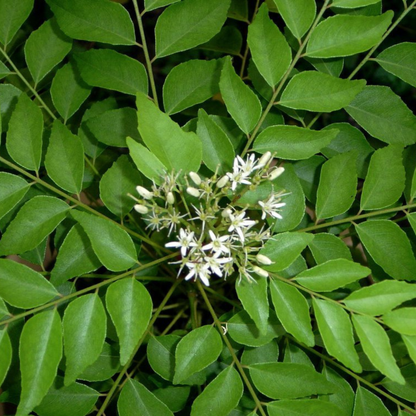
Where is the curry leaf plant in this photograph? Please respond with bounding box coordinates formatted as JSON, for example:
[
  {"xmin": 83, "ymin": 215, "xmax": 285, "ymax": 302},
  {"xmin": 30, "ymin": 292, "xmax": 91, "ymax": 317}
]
[{"xmin": 1, "ymin": 0, "xmax": 416, "ymax": 415}]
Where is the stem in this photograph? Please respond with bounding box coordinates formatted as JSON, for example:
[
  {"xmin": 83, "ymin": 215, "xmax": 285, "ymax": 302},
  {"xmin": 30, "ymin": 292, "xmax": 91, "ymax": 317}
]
[
  {"xmin": 297, "ymin": 202, "xmax": 416, "ymax": 233},
  {"xmin": 286, "ymin": 335, "xmax": 416, "ymax": 415},
  {"xmin": 96, "ymin": 279, "xmax": 181, "ymax": 415},
  {"xmin": 348, "ymin": 0, "xmax": 416, "ymax": 80},
  {"xmin": 0, "ymin": 155, "xmax": 167, "ymax": 251},
  {"xmin": 241, "ymin": 0, "xmax": 331, "ymax": 157},
  {"xmin": 132, "ymin": 0, "xmax": 159, "ymax": 107},
  {"xmin": 0, "ymin": 46, "xmax": 56, "ymax": 120},
  {"xmin": 197, "ymin": 282, "xmax": 268, "ymax": 416},
  {"xmin": 0, "ymin": 252, "xmax": 178, "ymax": 328}
]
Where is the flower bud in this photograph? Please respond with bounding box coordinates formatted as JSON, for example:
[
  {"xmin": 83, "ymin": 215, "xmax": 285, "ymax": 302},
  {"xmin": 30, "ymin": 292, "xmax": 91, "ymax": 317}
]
[
  {"xmin": 258, "ymin": 151, "xmax": 272, "ymax": 168},
  {"xmin": 216, "ymin": 175, "xmax": 229, "ymax": 188},
  {"xmin": 252, "ymin": 266, "xmax": 269, "ymax": 278},
  {"xmin": 134, "ymin": 204, "xmax": 149, "ymax": 214},
  {"xmin": 136, "ymin": 185, "xmax": 154, "ymax": 200},
  {"xmin": 268, "ymin": 167, "xmax": 285, "ymax": 181},
  {"xmin": 189, "ymin": 171, "xmax": 201, "ymax": 186},
  {"xmin": 166, "ymin": 191, "xmax": 175, "ymax": 205},
  {"xmin": 186, "ymin": 187, "xmax": 201, "ymax": 198},
  {"xmin": 221, "ymin": 207, "xmax": 232, "ymax": 218},
  {"xmin": 256, "ymin": 254, "xmax": 274, "ymax": 265}
]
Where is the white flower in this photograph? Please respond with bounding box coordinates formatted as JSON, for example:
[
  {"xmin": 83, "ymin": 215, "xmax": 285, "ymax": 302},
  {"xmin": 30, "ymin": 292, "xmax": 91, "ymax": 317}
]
[
  {"xmin": 191, "ymin": 205, "xmax": 215, "ymax": 231},
  {"xmin": 165, "ymin": 228, "xmax": 197, "ymax": 256},
  {"xmin": 164, "ymin": 209, "xmax": 187, "ymax": 235},
  {"xmin": 268, "ymin": 167, "xmax": 285, "ymax": 181},
  {"xmin": 202, "ymin": 230, "xmax": 231, "ymax": 255},
  {"xmin": 256, "ymin": 253, "xmax": 274, "ymax": 265},
  {"xmin": 145, "ymin": 209, "xmax": 162, "ymax": 231},
  {"xmin": 258, "ymin": 193, "xmax": 286, "ymax": 220},
  {"xmin": 257, "ymin": 151, "xmax": 272, "ymax": 168},
  {"xmin": 228, "ymin": 211, "xmax": 256, "ymax": 242},
  {"xmin": 236, "ymin": 154, "xmax": 260, "ymax": 175},
  {"xmin": 136, "ymin": 185, "xmax": 154, "ymax": 200},
  {"xmin": 227, "ymin": 157, "xmax": 252, "ymax": 191},
  {"xmin": 134, "ymin": 204, "xmax": 148, "ymax": 214},
  {"xmin": 204, "ymin": 254, "xmax": 233, "ymax": 277},
  {"xmin": 216, "ymin": 175, "xmax": 229, "ymax": 188},
  {"xmin": 189, "ymin": 171, "xmax": 202, "ymax": 186},
  {"xmin": 166, "ymin": 191, "xmax": 175, "ymax": 205},
  {"xmin": 187, "ymin": 187, "xmax": 201, "ymax": 198},
  {"xmin": 251, "ymin": 265, "xmax": 269, "ymax": 278},
  {"xmin": 184, "ymin": 261, "xmax": 211, "ymax": 286}
]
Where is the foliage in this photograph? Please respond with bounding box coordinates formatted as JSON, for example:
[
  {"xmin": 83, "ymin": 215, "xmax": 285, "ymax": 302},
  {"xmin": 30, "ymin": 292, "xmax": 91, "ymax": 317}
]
[{"xmin": 1, "ymin": 0, "xmax": 416, "ymax": 415}]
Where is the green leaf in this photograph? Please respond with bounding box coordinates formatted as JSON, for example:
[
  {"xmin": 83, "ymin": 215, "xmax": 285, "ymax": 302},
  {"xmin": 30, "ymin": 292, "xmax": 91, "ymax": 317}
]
[
  {"xmin": 360, "ymin": 145, "xmax": 405, "ymax": 210},
  {"xmin": 24, "ymin": 18, "xmax": 72, "ymax": 84},
  {"xmin": 402, "ymin": 335, "xmax": 416, "ymax": 366},
  {"xmin": 316, "ymin": 151, "xmax": 357, "ymax": 220},
  {"xmin": 249, "ymin": 363, "xmax": 335, "ymax": 399},
  {"xmin": 228, "ymin": 310, "xmax": 283, "ymax": 347},
  {"xmin": 272, "ymin": 0, "xmax": 315, "ymax": 39},
  {"xmin": 45, "ymin": 120, "xmax": 84, "ymax": 195},
  {"xmin": 63, "ymin": 294, "xmax": 107, "ymax": 386},
  {"xmin": 346, "ymin": 85, "xmax": 416, "ymax": 145},
  {"xmin": 247, "ymin": 4, "xmax": 291, "ymax": 87},
  {"xmin": 17, "ymin": 310, "xmax": 62, "ymax": 415},
  {"xmin": 355, "ymin": 220, "xmax": 416, "ymax": 280},
  {"xmin": 0, "ymin": 259, "xmax": 58, "ymax": 308},
  {"xmin": 155, "ymin": 0, "xmax": 231, "ymax": 58},
  {"xmin": 190, "ymin": 366, "xmax": 243, "ymax": 416},
  {"xmin": 0, "ymin": 328, "xmax": 12, "ymax": 386},
  {"xmin": 268, "ymin": 400, "xmax": 342, "ymax": 416},
  {"xmin": 236, "ymin": 276, "xmax": 269, "ymax": 334},
  {"xmin": 353, "ymin": 386, "xmax": 391, "ymax": 416},
  {"xmin": 136, "ymin": 92, "xmax": 202, "ymax": 173},
  {"xmin": 51, "ymin": 61, "xmax": 91, "ymax": 122},
  {"xmin": 196, "ymin": 108, "xmax": 234, "ymax": 174},
  {"xmin": 0, "ymin": 172, "xmax": 29, "ymax": 220},
  {"xmin": 321, "ymin": 122, "xmax": 374, "ymax": 179},
  {"xmin": 322, "ymin": 367, "xmax": 355, "ymax": 416},
  {"xmin": 71, "ymin": 210, "xmax": 137, "ymax": 272},
  {"xmin": 0, "ymin": 0, "xmax": 34, "ymax": 45},
  {"xmin": 45, "ymin": 0, "xmax": 136, "ymax": 45},
  {"xmin": 0, "ymin": 298, "xmax": 9, "ymax": 319},
  {"xmin": 79, "ymin": 342, "xmax": 120, "ymax": 382},
  {"xmin": 106, "ymin": 278, "xmax": 152, "ymax": 365},
  {"xmin": 313, "ymin": 299, "xmax": 362, "ymax": 372},
  {"xmin": 163, "ymin": 58, "xmax": 223, "ymax": 115},
  {"xmin": 260, "ymin": 232, "xmax": 314, "ymax": 271},
  {"xmin": 145, "ymin": 0, "xmax": 180, "ymax": 12},
  {"xmin": 35, "ymin": 377, "xmax": 99, "ymax": 416},
  {"xmin": 85, "ymin": 107, "xmax": 140, "ymax": 148},
  {"xmin": 332, "ymin": 0, "xmax": 380, "ymax": 7},
  {"xmin": 293, "ymin": 156, "xmax": 325, "ymax": 203},
  {"xmin": 0, "ymin": 84, "xmax": 21, "ymax": 132},
  {"xmin": 153, "ymin": 386, "xmax": 190, "ymax": 413},
  {"xmin": 270, "ymin": 279, "xmax": 314, "ymax": 347},
  {"xmin": 198, "ymin": 25, "xmax": 242, "ymax": 56},
  {"xmin": 50, "ymin": 224, "xmax": 101, "ymax": 286},
  {"xmin": 100, "ymin": 155, "xmax": 143, "ymax": 217},
  {"xmin": 0, "ymin": 196, "xmax": 69, "ymax": 256},
  {"xmin": 174, "ymin": 325, "xmax": 222, "ymax": 384},
  {"xmin": 0, "ymin": 61, "xmax": 11, "ymax": 80},
  {"xmin": 228, "ymin": 0, "xmax": 248, "ymax": 21},
  {"xmin": 219, "ymin": 57, "xmax": 262, "ymax": 134},
  {"xmin": 148, "ymin": 335, "xmax": 180, "ymax": 382},
  {"xmin": 242, "ymin": 341, "xmax": 279, "ymax": 365},
  {"xmin": 127, "ymin": 138, "xmax": 166, "ymax": 185},
  {"xmin": 309, "ymin": 233, "xmax": 352, "ymax": 264},
  {"xmin": 375, "ymin": 42, "xmax": 416, "ymax": 88},
  {"xmin": 280, "ymin": 72, "xmax": 366, "ymax": 112},
  {"xmin": 254, "ymin": 125, "xmax": 339, "ymax": 160},
  {"xmin": 295, "ymin": 259, "xmax": 369, "ymax": 292},
  {"xmin": 306, "ymin": 12, "xmax": 393, "ymax": 58},
  {"xmin": 344, "ymin": 280, "xmax": 416, "ymax": 315},
  {"xmin": 307, "ymin": 57, "xmax": 344, "ymax": 77},
  {"xmin": 118, "ymin": 379, "xmax": 174, "ymax": 416},
  {"xmin": 353, "ymin": 314, "xmax": 404, "ymax": 384},
  {"xmin": 74, "ymin": 49, "xmax": 147, "ymax": 95},
  {"xmin": 6, "ymin": 93, "xmax": 43, "ymax": 173},
  {"xmin": 383, "ymin": 308, "xmax": 416, "ymax": 336},
  {"xmin": 272, "ymin": 163, "xmax": 305, "ymax": 232}
]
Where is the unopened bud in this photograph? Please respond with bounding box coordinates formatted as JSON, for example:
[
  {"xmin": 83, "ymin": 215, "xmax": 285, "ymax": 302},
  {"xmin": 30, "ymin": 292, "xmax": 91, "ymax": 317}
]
[
  {"xmin": 136, "ymin": 185, "xmax": 154, "ymax": 200},
  {"xmin": 189, "ymin": 171, "xmax": 201, "ymax": 186},
  {"xmin": 222, "ymin": 207, "xmax": 232, "ymax": 218},
  {"xmin": 134, "ymin": 204, "xmax": 149, "ymax": 214},
  {"xmin": 258, "ymin": 151, "xmax": 272, "ymax": 168},
  {"xmin": 166, "ymin": 192, "xmax": 175, "ymax": 205},
  {"xmin": 252, "ymin": 266, "xmax": 269, "ymax": 278},
  {"xmin": 256, "ymin": 254, "xmax": 274, "ymax": 265},
  {"xmin": 269, "ymin": 167, "xmax": 285, "ymax": 181},
  {"xmin": 186, "ymin": 187, "xmax": 201, "ymax": 198},
  {"xmin": 216, "ymin": 175, "xmax": 229, "ymax": 188}
]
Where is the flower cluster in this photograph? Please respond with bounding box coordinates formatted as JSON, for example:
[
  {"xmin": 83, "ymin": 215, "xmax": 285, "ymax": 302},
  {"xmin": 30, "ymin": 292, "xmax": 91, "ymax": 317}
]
[{"xmin": 130, "ymin": 152, "xmax": 286, "ymax": 286}]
